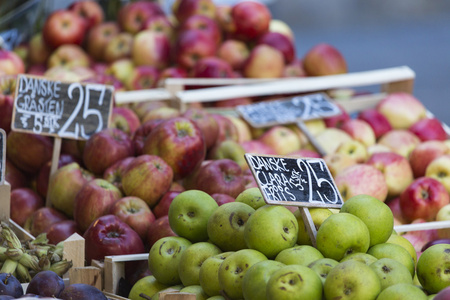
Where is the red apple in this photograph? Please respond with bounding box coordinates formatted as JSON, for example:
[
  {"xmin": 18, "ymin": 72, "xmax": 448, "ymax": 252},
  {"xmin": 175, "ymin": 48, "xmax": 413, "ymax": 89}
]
[
  {"xmin": 132, "ymin": 30, "xmax": 171, "ymax": 69},
  {"xmin": 323, "ymin": 102, "xmax": 350, "ymax": 128},
  {"xmin": 215, "ymin": 4, "xmax": 235, "ymax": 34},
  {"xmin": 159, "ymin": 67, "xmax": 188, "ymax": 82},
  {"xmin": 180, "ymin": 14, "xmax": 222, "ymax": 45},
  {"xmin": 5, "ymin": 159, "xmax": 29, "ymax": 190},
  {"xmin": 212, "ymin": 114, "xmax": 239, "ymax": 146},
  {"xmin": 340, "ymin": 119, "xmax": 376, "ymax": 147},
  {"xmin": 42, "ymin": 9, "xmax": 87, "ymax": 49},
  {"xmin": 109, "ymin": 196, "xmax": 156, "ymax": 242},
  {"xmin": 24, "ymin": 207, "xmax": 68, "ymax": 237},
  {"xmin": 121, "ymin": 155, "xmax": 174, "ymax": 208},
  {"xmin": 6, "ymin": 131, "xmax": 53, "ymax": 175},
  {"xmin": 409, "ymin": 117, "xmax": 447, "ymax": 141},
  {"xmin": 85, "ymin": 22, "xmax": 120, "ymax": 61},
  {"xmin": 0, "ymin": 50, "xmax": 25, "ymax": 75},
  {"xmin": 173, "ymin": 0, "xmax": 216, "ymax": 24},
  {"xmin": 45, "ymin": 220, "xmax": 82, "ymax": 245},
  {"xmin": 125, "ymin": 66, "xmax": 160, "ymax": 90},
  {"xmin": 259, "ymin": 125, "xmax": 301, "ymax": 155},
  {"xmin": 184, "ymin": 159, "xmax": 246, "ymax": 198},
  {"xmin": 141, "ymin": 106, "xmax": 181, "ymax": 123},
  {"xmin": 27, "ymin": 33, "xmax": 52, "ymax": 65},
  {"xmin": 182, "ymin": 108, "xmax": 219, "ymax": 150},
  {"xmin": 357, "ymin": 108, "xmax": 393, "ymax": 139},
  {"xmin": 83, "ymin": 128, "xmax": 135, "ymax": 175},
  {"xmin": 174, "ymin": 29, "xmax": 217, "ymax": 69},
  {"xmin": 152, "ymin": 190, "xmax": 181, "ymax": 219},
  {"xmin": 104, "ymin": 32, "xmax": 134, "ymax": 63},
  {"xmin": 240, "ymin": 140, "xmax": 277, "ymax": 155},
  {"xmin": 378, "ymin": 129, "xmax": 421, "ymax": 158},
  {"xmin": 287, "ymin": 149, "xmax": 322, "ymax": 158},
  {"xmin": 103, "ymin": 156, "xmax": 135, "ymax": 193},
  {"xmin": 119, "ymin": 1, "xmax": 165, "ymax": 34},
  {"xmin": 10, "ymin": 188, "xmax": 44, "ymax": 227},
  {"xmin": 132, "ymin": 119, "xmax": 165, "ymax": 156},
  {"xmin": 74, "ymin": 178, "xmax": 123, "ymax": 233},
  {"xmin": 83, "ymin": 214, "xmax": 145, "ymax": 264},
  {"xmin": 143, "ymin": 15, "xmax": 175, "ymax": 40},
  {"xmin": 130, "ymin": 101, "xmax": 169, "ymax": 122},
  {"xmin": 191, "ymin": 57, "xmax": 234, "ymax": 78},
  {"xmin": 243, "ymin": 44, "xmax": 284, "ymax": 78},
  {"xmin": 68, "ymin": 0, "xmax": 104, "ymax": 30},
  {"xmin": 47, "ymin": 44, "xmax": 90, "ymax": 69},
  {"xmin": 409, "ymin": 140, "xmax": 449, "ymax": 178},
  {"xmin": 385, "ymin": 197, "xmax": 407, "ymax": 224},
  {"xmin": 400, "ymin": 177, "xmax": 450, "ymax": 222},
  {"xmin": 143, "ymin": 117, "xmax": 206, "ymax": 180},
  {"xmin": 231, "ymin": 0, "xmax": 271, "ymax": 41},
  {"xmin": 258, "ymin": 31, "xmax": 295, "ymax": 63},
  {"xmin": 302, "ymin": 43, "xmax": 347, "ymax": 76},
  {"xmin": 0, "ymin": 75, "xmax": 16, "ymax": 133},
  {"xmin": 110, "ymin": 107, "xmax": 141, "ymax": 137},
  {"xmin": 216, "ymin": 39, "xmax": 249, "ymax": 70},
  {"xmin": 147, "ymin": 215, "xmax": 177, "ymax": 249},
  {"xmin": 282, "ymin": 58, "xmax": 307, "ymax": 78},
  {"xmin": 211, "ymin": 193, "xmax": 235, "ymax": 206}
]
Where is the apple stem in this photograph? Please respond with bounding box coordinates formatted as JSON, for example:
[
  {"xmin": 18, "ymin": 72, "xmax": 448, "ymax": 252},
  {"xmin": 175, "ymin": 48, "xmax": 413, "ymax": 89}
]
[{"xmin": 139, "ymin": 293, "xmax": 152, "ymax": 300}]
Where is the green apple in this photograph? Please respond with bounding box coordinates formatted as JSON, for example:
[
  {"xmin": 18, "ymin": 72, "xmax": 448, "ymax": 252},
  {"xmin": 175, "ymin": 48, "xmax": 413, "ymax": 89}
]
[
  {"xmin": 199, "ymin": 252, "xmax": 235, "ymax": 297},
  {"xmin": 275, "ymin": 245, "xmax": 324, "ymax": 266},
  {"xmin": 207, "ymin": 202, "xmax": 255, "ymax": 251},
  {"xmin": 235, "ymin": 187, "xmax": 266, "ymax": 210},
  {"xmin": 179, "ymin": 285, "xmax": 208, "ymax": 300},
  {"xmin": 370, "ymin": 258, "xmax": 414, "ymax": 291},
  {"xmin": 376, "ymin": 283, "xmax": 428, "ymax": 300},
  {"xmin": 128, "ymin": 275, "xmax": 169, "ymax": 300},
  {"xmin": 386, "ymin": 233, "xmax": 418, "ymax": 264},
  {"xmin": 294, "ymin": 207, "xmax": 333, "ymax": 245},
  {"xmin": 242, "ymin": 260, "xmax": 285, "ymax": 300},
  {"xmin": 316, "ymin": 212, "xmax": 370, "ymax": 261},
  {"xmin": 168, "ymin": 190, "xmax": 219, "ymax": 242},
  {"xmin": 367, "ymin": 243, "xmax": 415, "ymax": 278},
  {"xmin": 244, "ymin": 205, "xmax": 298, "ymax": 259},
  {"xmin": 266, "ymin": 264, "xmax": 323, "ymax": 300},
  {"xmin": 324, "ymin": 260, "xmax": 381, "ymax": 300},
  {"xmin": 340, "ymin": 194, "xmax": 394, "ymax": 247},
  {"xmin": 417, "ymin": 244, "xmax": 450, "ymax": 294},
  {"xmin": 218, "ymin": 249, "xmax": 268, "ymax": 299},
  {"xmin": 151, "ymin": 285, "xmax": 183, "ymax": 300},
  {"xmin": 340, "ymin": 252, "xmax": 378, "ymax": 265},
  {"xmin": 148, "ymin": 236, "xmax": 192, "ymax": 285},
  {"xmin": 307, "ymin": 258, "xmax": 339, "ymax": 285},
  {"xmin": 178, "ymin": 242, "xmax": 222, "ymax": 286}
]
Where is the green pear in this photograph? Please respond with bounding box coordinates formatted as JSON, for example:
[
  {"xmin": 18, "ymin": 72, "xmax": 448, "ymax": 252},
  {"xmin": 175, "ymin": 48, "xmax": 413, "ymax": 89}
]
[
  {"xmin": 179, "ymin": 285, "xmax": 208, "ymax": 300},
  {"xmin": 199, "ymin": 252, "xmax": 234, "ymax": 297},
  {"xmin": 178, "ymin": 242, "xmax": 222, "ymax": 286},
  {"xmin": 386, "ymin": 233, "xmax": 418, "ymax": 264},
  {"xmin": 376, "ymin": 283, "xmax": 428, "ymax": 300},
  {"xmin": 244, "ymin": 205, "xmax": 298, "ymax": 259},
  {"xmin": 324, "ymin": 260, "xmax": 381, "ymax": 300},
  {"xmin": 316, "ymin": 213, "xmax": 370, "ymax": 261},
  {"xmin": 168, "ymin": 190, "xmax": 219, "ymax": 242},
  {"xmin": 242, "ymin": 260, "xmax": 285, "ymax": 300},
  {"xmin": 128, "ymin": 275, "xmax": 169, "ymax": 300},
  {"xmin": 266, "ymin": 264, "xmax": 323, "ymax": 300},
  {"xmin": 340, "ymin": 252, "xmax": 378, "ymax": 265},
  {"xmin": 294, "ymin": 207, "xmax": 333, "ymax": 245},
  {"xmin": 207, "ymin": 202, "xmax": 255, "ymax": 251},
  {"xmin": 340, "ymin": 194, "xmax": 394, "ymax": 247},
  {"xmin": 370, "ymin": 258, "xmax": 414, "ymax": 291},
  {"xmin": 148, "ymin": 236, "xmax": 192, "ymax": 285},
  {"xmin": 308, "ymin": 258, "xmax": 339, "ymax": 285},
  {"xmin": 275, "ymin": 245, "xmax": 324, "ymax": 266},
  {"xmin": 235, "ymin": 187, "xmax": 266, "ymax": 210},
  {"xmin": 218, "ymin": 249, "xmax": 267, "ymax": 300},
  {"xmin": 417, "ymin": 244, "xmax": 450, "ymax": 294},
  {"xmin": 367, "ymin": 243, "xmax": 415, "ymax": 278}
]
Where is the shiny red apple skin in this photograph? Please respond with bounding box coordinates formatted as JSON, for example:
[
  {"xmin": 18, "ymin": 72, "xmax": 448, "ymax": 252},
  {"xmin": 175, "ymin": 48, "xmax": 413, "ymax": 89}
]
[
  {"xmin": 83, "ymin": 128, "xmax": 135, "ymax": 176},
  {"xmin": 146, "ymin": 215, "xmax": 177, "ymax": 249},
  {"xmin": 409, "ymin": 117, "xmax": 447, "ymax": 141},
  {"xmin": 110, "ymin": 107, "xmax": 141, "ymax": 137},
  {"xmin": 152, "ymin": 191, "xmax": 181, "ymax": 219},
  {"xmin": 357, "ymin": 108, "xmax": 393, "ymax": 139},
  {"xmin": 302, "ymin": 43, "xmax": 347, "ymax": 76},
  {"xmin": 409, "ymin": 140, "xmax": 449, "ymax": 178},
  {"xmin": 68, "ymin": 0, "xmax": 104, "ymax": 30},
  {"xmin": 83, "ymin": 214, "xmax": 145, "ymax": 264},
  {"xmin": 73, "ymin": 179, "xmax": 123, "ymax": 233},
  {"xmin": 231, "ymin": 0, "xmax": 271, "ymax": 41},
  {"xmin": 42, "ymin": 9, "xmax": 87, "ymax": 49},
  {"xmin": 174, "ymin": 29, "xmax": 217, "ymax": 69},
  {"xmin": 257, "ymin": 31, "xmax": 295, "ymax": 64},
  {"xmin": 399, "ymin": 177, "xmax": 450, "ymax": 222},
  {"xmin": 143, "ymin": 117, "xmax": 206, "ymax": 180},
  {"xmin": 45, "ymin": 220, "xmax": 82, "ymax": 245},
  {"xmin": 10, "ymin": 188, "xmax": 44, "ymax": 227},
  {"xmin": 24, "ymin": 207, "xmax": 68, "ymax": 237},
  {"xmin": 109, "ymin": 196, "xmax": 156, "ymax": 242}
]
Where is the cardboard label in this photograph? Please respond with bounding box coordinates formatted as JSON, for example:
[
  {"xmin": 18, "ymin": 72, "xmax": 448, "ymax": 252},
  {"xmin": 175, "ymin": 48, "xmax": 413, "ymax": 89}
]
[
  {"xmin": 0, "ymin": 129, "xmax": 5, "ymax": 185},
  {"xmin": 236, "ymin": 92, "xmax": 341, "ymax": 128},
  {"xmin": 245, "ymin": 153, "xmax": 343, "ymax": 208},
  {"xmin": 11, "ymin": 74, "xmax": 113, "ymax": 140}
]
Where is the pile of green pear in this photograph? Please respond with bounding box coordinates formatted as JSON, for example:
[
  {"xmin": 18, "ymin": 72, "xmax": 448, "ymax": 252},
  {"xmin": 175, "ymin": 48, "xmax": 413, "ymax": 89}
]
[{"xmin": 128, "ymin": 188, "xmax": 450, "ymax": 300}]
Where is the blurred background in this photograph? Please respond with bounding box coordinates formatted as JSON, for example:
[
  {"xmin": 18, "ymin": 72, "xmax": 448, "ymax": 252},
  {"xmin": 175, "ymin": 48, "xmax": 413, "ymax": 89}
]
[{"xmin": 1, "ymin": 0, "xmax": 450, "ymax": 124}]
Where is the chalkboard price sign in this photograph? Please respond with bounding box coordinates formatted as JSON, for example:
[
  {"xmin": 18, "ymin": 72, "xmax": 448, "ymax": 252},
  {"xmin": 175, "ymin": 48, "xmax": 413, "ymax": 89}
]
[
  {"xmin": 11, "ymin": 74, "xmax": 113, "ymax": 140},
  {"xmin": 236, "ymin": 93, "xmax": 341, "ymax": 128},
  {"xmin": 245, "ymin": 153, "xmax": 343, "ymax": 208},
  {"xmin": 0, "ymin": 129, "xmax": 5, "ymax": 185}
]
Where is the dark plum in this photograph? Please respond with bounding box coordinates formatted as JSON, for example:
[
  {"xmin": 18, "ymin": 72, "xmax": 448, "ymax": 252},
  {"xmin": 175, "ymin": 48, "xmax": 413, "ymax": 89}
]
[
  {"xmin": 60, "ymin": 284, "xmax": 107, "ymax": 300},
  {"xmin": 26, "ymin": 270, "xmax": 65, "ymax": 297},
  {"xmin": 0, "ymin": 273, "xmax": 23, "ymax": 298}
]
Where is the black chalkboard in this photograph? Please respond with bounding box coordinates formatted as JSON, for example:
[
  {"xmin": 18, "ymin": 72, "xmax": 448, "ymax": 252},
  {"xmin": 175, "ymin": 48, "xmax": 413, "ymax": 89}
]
[
  {"xmin": 245, "ymin": 153, "xmax": 343, "ymax": 208},
  {"xmin": 0, "ymin": 129, "xmax": 5, "ymax": 185},
  {"xmin": 236, "ymin": 93, "xmax": 341, "ymax": 128},
  {"xmin": 11, "ymin": 74, "xmax": 113, "ymax": 140}
]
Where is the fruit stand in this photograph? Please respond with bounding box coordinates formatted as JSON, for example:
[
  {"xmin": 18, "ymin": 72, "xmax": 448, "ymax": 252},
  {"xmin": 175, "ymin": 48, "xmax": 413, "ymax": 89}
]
[{"xmin": 1, "ymin": 0, "xmax": 450, "ymax": 299}]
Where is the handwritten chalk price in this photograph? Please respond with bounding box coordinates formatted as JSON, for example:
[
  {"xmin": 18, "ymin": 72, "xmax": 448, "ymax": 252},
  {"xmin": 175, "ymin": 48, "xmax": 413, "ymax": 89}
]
[
  {"xmin": 245, "ymin": 153, "xmax": 343, "ymax": 208},
  {"xmin": 12, "ymin": 75, "xmax": 113, "ymax": 140}
]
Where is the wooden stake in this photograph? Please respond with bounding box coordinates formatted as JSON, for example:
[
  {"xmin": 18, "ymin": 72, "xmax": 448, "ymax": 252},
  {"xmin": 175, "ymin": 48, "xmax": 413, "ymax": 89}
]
[
  {"xmin": 0, "ymin": 182, "xmax": 11, "ymax": 223},
  {"xmin": 46, "ymin": 137, "xmax": 62, "ymax": 207},
  {"xmin": 299, "ymin": 207, "xmax": 317, "ymax": 247},
  {"xmin": 63, "ymin": 233, "xmax": 85, "ymax": 270},
  {"xmin": 69, "ymin": 266, "xmax": 102, "ymax": 290}
]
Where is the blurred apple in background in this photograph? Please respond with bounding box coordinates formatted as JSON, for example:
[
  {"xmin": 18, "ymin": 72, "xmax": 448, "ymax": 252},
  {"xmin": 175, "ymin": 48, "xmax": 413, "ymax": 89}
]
[
  {"xmin": 243, "ymin": 44, "xmax": 285, "ymax": 78},
  {"xmin": 305, "ymin": 128, "xmax": 352, "ymax": 155},
  {"xmin": 85, "ymin": 22, "xmax": 120, "ymax": 61},
  {"xmin": 376, "ymin": 92, "xmax": 427, "ymax": 130},
  {"xmin": 68, "ymin": 0, "xmax": 104, "ymax": 30},
  {"xmin": 217, "ymin": 39, "xmax": 249, "ymax": 70},
  {"xmin": 409, "ymin": 117, "xmax": 447, "ymax": 141},
  {"xmin": 191, "ymin": 57, "xmax": 234, "ymax": 79},
  {"xmin": 269, "ymin": 19, "xmax": 294, "ymax": 41},
  {"xmin": 257, "ymin": 31, "xmax": 295, "ymax": 64},
  {"xmin": 142, "ymin": 106, "xmax": 181, "ymax": 123},
  {"xmin": 302, "ymin": 43, "xmax": 347, "ymax": 76},
  {"xmin": 240, "ymin": 140, "xmax": 276, "ymax": 155},
  {"xmin": 334, "ymin": 139, "xmax": 368, "ymax": 163},
  {"xmin": 5, "ymin": 159, "xmax": 29, "ymax": 190},
  {"xmin": 103, "ymin": 156, "xmax": 135, "ymax": 193},
  {"xmin": 0, "ymin": 75, "xmax": 16, "ymax": 133},
  {"xmin": 409, "ymin": 140, "xmax": 449, "ymax": 178},
  {"xmin": 42, "ymin": 9, "xmax": 87, "ymax": 49},
  {"xmin": 212, "ymin": 114, "xmax": 239, "ymax": 146},
  {"xmin": 147, "ymin": 215, "xmax": 177, "ymax": 249},
  {"xmin": 47, "ymin": 44, "xmax": 90, "ymax": 69},
  {"xmin": 180, "ymin": 14, "xmax": 222, "ymax": 46},
  {"xmin": 357, "ymin": 108, "xmax": 393, "ymax": 139},
  {"xmin": 211, "ymin": 193, "xmax": 235, "ymax": 206},
  {"xmin": 425, "ymin": 155, "xmax": 450, "ymax": 193},
  {"xmin": 119, "ymin": 0, "xmax": 165, "ymax": 35},
  {"xmin": 435, "ymin": 204, "xmax": 450, "ymax": 238},
  {"xmin": 340, "ymin": 119, "xmax": 376, "ymax": 147},
  {"xmin": 282, "ymin": 58, "xmax": 307, "ymax": 78},
  {"xmin": 104, "ymin": 32, "xmax": 134, "ymax": 63},
  {"xmin": 143, "ymin": 15, "xmax": 175, "ymax": 40},
  {"xmin": 173, "ymin": 0, "xmax": 216, "ymax": 24},
  {"xmin": 27, "ymin": 33, "xmax": 52, "ymax": 66},
  {"xmin": 215, "ymin": 4, "xmax": 235, "ymax": 34},
  {"xmin": 323, "ymin": 153, "xmax": 358, "ymax": 177},
  {"xmin": 24, "ymin": 207, "xmax": 68, "ymax": 237},
  {"xmin": 110, "ymin": 107, "xmax": 141, "ymax": 137},
  {"xmin": 125, "ymin": 66, "xmax": 161, "ymax": 90},
  {"xmin": 182, "ymin": 108, "xmax": 219, "ymax": 150},
  {"xmin": 132, "ymin": 30, "xmax": 171, "ymax": 69},
  {"xmin": 45, "ymin": 220, "xmax": 82, "ymax": 245},
  {"xmin": 231, "ymin": 0, "xmax": 271, "ymax": 41},
  {"xmin": 0, "ymin": 50, "xmax": 25, "ymax": 75},
  {"xmin": 323, "ymin": 102, "xmax": 350, "ymax": 128},
  {"xmin": 10, "ymin": 188, "xmax": 44, "ymax": 227},
  {"xmin": 106, "ymin": 58, "xmax": 134, "ymax": 84},
  {"xmin": 259, "ymin": 125, "xmax": 301, "ymax": 156},
  {"xmin": 378, "ymin": 129, "xmax": 421, "ymax": 158},
  {"xmin": 174, "ymin": 29, "xmax": 217, "ymax": 69}
]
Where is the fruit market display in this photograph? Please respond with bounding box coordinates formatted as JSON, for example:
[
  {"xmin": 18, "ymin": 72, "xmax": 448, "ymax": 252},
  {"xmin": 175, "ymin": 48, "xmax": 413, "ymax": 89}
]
[{"xmin": 1, "ymin": 0, "xmax": 450, "ymax": 299}]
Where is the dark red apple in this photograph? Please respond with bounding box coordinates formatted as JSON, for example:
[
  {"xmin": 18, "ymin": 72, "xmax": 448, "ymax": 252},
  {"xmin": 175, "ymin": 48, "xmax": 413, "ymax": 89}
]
[
  {"xmin": 211, "ymin": 193, "xmax": 235, "ymax": 206},
  {"xmin": 211, "ymin": 114, "xmax": 239, "ymax": 146},
  {"xmin": 85, "ymin": 22, "xmax": 120, "ymax": 61},
  {"xmin": 24, "ymin": 207, "xmax": 68, "ymax": 237},
  {"xmin": 125, "ymin": 66, "xmax": 160, "ymax": 90},
  {"xmin": 159, "ymin": 66, "xmax": 188, "ymax": 82},
  {"xmin": 4, "ymin": 159, "xmax": 29, "ymax": 190},
  {"xmin": 45, "ymin": 220, "xmax": 82, "ymax": 245},
  {"xmin": 409, "ymin": 117, "xmax": 447, "ymax": 141},
  {"xmin": 231, "ymin": 0, "xmax": 271, "ymax": 41},
  {"xmin": 68, "ymin": 0, "xmax": 104, "ymax": 30},
  {"xmin": 174, "ymin": 29, "xmax": 217, "ymax": 69},
  {"xmin": 10, "ymin": 188, "xmax": 44, "ymax": 227},
  {"xmin": 146, "ymin": 215, "xmax": 176, "ymax": 249},
  {"xmin": 152, "ymin": 190, "xmax": 181, "ymax": 219},
  {"xmin": 42, "ymin": 9, "xmax": 87, "ymax": 49},
  {"xmin": 119, "ymin": 0, "xmax": 165, "ymax": 34},
  {"xmin": 191, "ymin": 57, "xmax": 234, "ymax": 79},
  {"xmin": 173, "ymin": 0, "xmax": 216, "ymax": 24},
  {"xmin": 357, "ymin": 108, "xmax": 393, "ymax": 139},
  {"xmin": 180, "ymin": 14, "xmax": 222, "ymax": 45}
]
